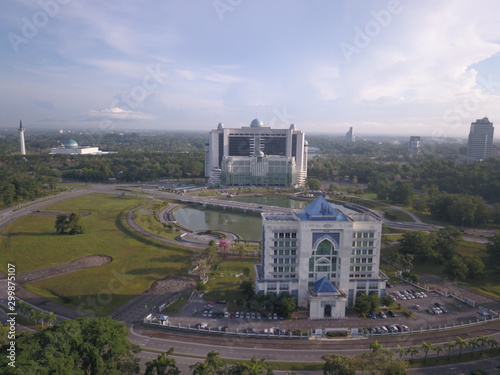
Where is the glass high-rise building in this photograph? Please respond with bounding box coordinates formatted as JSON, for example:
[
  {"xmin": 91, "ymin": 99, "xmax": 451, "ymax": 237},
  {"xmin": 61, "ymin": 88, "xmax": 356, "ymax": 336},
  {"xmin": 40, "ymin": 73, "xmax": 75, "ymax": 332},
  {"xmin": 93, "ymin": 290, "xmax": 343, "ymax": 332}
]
[
  {"xmin": 205, "ymin": 119, "xmax": 308, "ymax": 187},
  {"xmin": 467, "ymin": 117, "xmax": 494, "ymax": 160}
]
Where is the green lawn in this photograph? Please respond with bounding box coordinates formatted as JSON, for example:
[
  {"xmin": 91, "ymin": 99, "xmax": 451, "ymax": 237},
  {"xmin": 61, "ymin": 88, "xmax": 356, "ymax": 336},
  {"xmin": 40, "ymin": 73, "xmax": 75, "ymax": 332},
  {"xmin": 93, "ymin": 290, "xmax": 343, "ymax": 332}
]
[
  {"xmin": 204, "ymin": 256, "xmax": 258, "ymax": 310},
  {"xmin": 0, "ymin": 193, "xmax": 195, "ymax": 315}
]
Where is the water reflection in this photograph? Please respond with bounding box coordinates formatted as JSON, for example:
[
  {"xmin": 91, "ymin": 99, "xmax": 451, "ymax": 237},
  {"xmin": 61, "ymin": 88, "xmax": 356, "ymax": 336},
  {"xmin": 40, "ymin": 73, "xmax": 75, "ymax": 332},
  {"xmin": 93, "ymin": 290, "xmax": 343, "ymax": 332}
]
[{"xmin": 174, "ymin": 196, "xmax": 307, "ymax": 241}]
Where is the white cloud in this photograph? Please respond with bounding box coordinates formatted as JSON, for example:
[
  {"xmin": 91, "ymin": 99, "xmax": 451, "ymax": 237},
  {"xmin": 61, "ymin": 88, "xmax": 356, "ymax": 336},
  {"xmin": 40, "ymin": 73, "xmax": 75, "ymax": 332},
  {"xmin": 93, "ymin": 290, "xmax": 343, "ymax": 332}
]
[{"xmin": 88, "ymin": 107, "xmax": 155, "ymax": 121}]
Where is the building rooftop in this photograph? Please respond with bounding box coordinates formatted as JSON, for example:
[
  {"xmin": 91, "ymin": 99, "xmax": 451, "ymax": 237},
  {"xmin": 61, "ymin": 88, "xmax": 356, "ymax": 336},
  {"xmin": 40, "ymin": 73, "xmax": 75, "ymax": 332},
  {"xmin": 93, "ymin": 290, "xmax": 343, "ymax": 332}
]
[{"xmin": 295, "ymin": 195, "xmax": 348, "ymax": 221}]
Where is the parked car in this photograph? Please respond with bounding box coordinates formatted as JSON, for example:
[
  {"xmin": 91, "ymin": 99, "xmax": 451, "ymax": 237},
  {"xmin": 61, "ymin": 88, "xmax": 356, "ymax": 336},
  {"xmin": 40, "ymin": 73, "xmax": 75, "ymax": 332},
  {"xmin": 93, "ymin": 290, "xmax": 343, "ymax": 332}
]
[
  {"xmin": 388, "ymin": 310, "xmax": 396, "ymax": 317},
  {"xmin": 379, "ymin": 311, "xmax": 387, "ymax": 319}
]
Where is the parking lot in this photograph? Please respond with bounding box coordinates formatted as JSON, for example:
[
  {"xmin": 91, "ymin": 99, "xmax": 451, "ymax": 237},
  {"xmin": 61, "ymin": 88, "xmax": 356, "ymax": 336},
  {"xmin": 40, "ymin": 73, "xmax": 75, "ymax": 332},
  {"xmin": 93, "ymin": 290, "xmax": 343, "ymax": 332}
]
[{"xmin": 156, "ymin": 281, "xmax": 496, "ymax": 336}]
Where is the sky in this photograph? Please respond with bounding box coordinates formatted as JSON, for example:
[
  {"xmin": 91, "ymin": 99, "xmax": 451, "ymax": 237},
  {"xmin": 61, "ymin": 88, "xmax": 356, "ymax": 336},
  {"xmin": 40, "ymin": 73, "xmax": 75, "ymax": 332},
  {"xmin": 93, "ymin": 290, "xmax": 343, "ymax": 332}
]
[{"xmin": 1, "ymin": 0, "xmax": 500, "ymax": 139}]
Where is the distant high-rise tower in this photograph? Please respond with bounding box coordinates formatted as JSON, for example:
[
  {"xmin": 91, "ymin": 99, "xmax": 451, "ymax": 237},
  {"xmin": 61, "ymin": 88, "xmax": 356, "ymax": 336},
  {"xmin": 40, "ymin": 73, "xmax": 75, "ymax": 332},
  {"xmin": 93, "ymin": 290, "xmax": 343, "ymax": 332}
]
[
  {"xmin": 408, "ymin": 136, "xmax": 421, "ymax": 156},
  {"xmin": 467, "ymin": 117, "xmax": 494, "ymax": 160},
  {"xmin": 19, "ymin": 120, "xmax": 26, "ymax": 155},
  {"xmin": 346, "ymin": 127, "xmax": 355, "ymax": 145}
]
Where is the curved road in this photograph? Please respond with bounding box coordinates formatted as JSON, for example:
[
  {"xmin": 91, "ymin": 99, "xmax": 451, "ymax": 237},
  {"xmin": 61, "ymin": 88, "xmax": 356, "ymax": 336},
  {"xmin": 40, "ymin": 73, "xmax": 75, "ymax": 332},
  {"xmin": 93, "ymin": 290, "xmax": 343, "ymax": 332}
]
[{"xmin": 0, "ymin": 184, "xmax": 497, "ymax": 374}]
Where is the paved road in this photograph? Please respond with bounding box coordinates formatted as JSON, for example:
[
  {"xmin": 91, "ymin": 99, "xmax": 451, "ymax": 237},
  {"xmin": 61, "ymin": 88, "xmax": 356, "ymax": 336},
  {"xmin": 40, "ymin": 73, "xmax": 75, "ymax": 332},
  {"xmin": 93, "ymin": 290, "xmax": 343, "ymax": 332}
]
[{"xmin": 0, "ymin": 183, "xmax": 497, "ymax": 373}]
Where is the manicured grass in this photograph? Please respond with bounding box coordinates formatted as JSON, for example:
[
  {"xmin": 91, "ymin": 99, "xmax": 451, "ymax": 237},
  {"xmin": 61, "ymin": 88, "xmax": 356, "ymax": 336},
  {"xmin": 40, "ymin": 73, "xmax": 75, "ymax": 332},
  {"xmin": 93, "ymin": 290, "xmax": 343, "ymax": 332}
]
[
  {"xmin": 0, "ymin": 193, "xmax": 195, "ymax": 315},
  {"xmin": 383, "ymin": 209, "xmax": 415, "ymax": 222},
  {"xmin": 204, "ymin": 256, "xmax": 258, "ymax": 310},
  {"xmin": 134, "ymin": 199, "xmax": 181, "ymax": 241}
]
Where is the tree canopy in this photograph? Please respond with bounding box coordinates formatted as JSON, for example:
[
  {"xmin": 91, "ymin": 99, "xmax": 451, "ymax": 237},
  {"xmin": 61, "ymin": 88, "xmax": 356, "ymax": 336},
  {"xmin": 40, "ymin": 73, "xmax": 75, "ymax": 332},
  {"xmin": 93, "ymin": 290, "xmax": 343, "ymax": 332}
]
[{"xmin": 0, "ymin": 317, "xmax": 140, "ymax": 374}]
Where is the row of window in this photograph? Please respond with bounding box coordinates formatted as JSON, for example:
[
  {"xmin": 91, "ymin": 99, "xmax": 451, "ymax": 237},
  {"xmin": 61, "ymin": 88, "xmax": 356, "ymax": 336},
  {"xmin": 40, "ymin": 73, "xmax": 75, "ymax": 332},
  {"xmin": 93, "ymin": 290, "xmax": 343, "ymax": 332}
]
[
  {"xmin": 350, "ymin": 257, "xmax": 373, "ymax": 264},
  {"xmin": 273, "ymin": 241, "xmax": 297, "ymax": 248},
  {"xmin": 273, "ymin": 258, "xmax": 296, "ymax": 264},
  {"xmin": 309, "ymin": 273, "xmax": 336, "ymax": 279},
  {"xmin": 352, "ymin": 249, "xmax": 374, "ymax": 255},
  {"xmin": 352, "ymin": 241, "xmax": 374, "ymax": 247},
  {"xmin": 350, "ymin": 265, "xmax": 373, "ymax": 272},
  {"xmin": 271, "ymin": 274, "xmax": 297, "ymax": 279},
  {"xmin": 353, "ymin": 232, "xmax": 375, "ymax": 239},
  {"xmin": 349, "ymin": 274, "xmax": 374, "ymax": 278},
  {"xmin": 274, "ymin": 232, "xmax": 297, "ymax": 239},
  {"xmin": 273, "ymin": 249, "xmax": 296, "ymax": 256},
  {"xmin": 273, "ymin": 266, "xmax": 296, "ymax": 273}
]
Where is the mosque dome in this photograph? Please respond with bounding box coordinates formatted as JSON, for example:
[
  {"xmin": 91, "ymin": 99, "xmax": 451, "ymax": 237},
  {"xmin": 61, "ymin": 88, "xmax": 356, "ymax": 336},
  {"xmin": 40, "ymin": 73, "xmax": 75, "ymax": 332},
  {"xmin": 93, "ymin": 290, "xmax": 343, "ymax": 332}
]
[
  {"xmin": 289, "ymin": 123, "xmax": 296, "ymax": 130},
  {"xmin": 250, "ymin": 118, "xmax": 264, "ymax": 127},
  {"xmin": 255, "ymin": 150, "xmax": 265, "ymax": 157},
  {"xmin": 217, "ymin": 122, "xmax": 224, "ymax": 130},
  {"xmin": 64, "ymin": 139, "xmax": 79, "ymax": 149}
]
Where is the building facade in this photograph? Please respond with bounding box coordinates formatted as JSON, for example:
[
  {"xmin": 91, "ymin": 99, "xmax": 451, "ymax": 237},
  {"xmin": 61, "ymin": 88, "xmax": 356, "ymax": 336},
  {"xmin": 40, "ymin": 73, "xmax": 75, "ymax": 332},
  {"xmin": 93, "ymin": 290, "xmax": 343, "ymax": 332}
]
[
  {"xmin": 467, "ymin": 117, "xmax": 494, "ymax": 160},
  {"xmin": 346, "ymin": 126, "xmax": 355, "ymax": 145},
  {"xmin": 408, "ymin": 136, "xmax": 421, "ymax": 156},
  {"xmin": 50, "ymin": 139, "xmax": 111, "ymax": 155},
  {"xmin": 205, "ymin": 119, "xmax": 307, "ymax": 187},
  {"xmin": 255, "ymin": 195, "xmax": 386, "ymax": 319}
]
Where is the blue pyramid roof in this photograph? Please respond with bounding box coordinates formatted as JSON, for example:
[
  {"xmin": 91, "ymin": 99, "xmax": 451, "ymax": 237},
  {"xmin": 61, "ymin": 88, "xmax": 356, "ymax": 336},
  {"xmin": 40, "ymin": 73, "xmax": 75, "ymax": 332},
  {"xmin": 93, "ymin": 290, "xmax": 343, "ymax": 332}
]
[
  {"xmin": 297, "ymin": 195, "xmax": 348, "ymax": 221},
  {"xmin": 313, "ymin": 277, "xmax": 338, "ymax": 294}
]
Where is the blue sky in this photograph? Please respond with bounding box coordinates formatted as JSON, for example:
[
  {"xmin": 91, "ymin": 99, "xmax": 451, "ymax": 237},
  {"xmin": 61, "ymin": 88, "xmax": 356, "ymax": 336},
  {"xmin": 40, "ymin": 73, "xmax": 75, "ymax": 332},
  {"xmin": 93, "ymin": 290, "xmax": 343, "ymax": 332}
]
[{"xmin": 2, "ymin": 0, "xmax": 500, "ymax": 138}]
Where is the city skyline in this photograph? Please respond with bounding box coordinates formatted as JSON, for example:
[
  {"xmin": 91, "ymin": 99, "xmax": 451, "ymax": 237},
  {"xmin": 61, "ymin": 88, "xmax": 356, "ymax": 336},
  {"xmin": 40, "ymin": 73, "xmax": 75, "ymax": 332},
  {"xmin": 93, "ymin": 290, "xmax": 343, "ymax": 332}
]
[{"xmin": 2, "ymin": 1, "xmax": 500, "ymax": 139}]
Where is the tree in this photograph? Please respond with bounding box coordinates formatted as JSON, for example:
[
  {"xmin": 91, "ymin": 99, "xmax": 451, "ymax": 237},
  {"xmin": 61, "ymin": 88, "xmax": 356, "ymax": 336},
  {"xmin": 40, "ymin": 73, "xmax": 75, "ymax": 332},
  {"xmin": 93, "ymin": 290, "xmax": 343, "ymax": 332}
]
[
  {"xmin": 468, "ymin": 337, "xmax": 479, "ymax": 358},
  {"xmin": 405, "ymin": 347, "xmax": 419, "ymax": 363},
  {"xmin": 432, "ymin": 344, "xmax": 443, "ymax": 360},
  {"xmin": 0, "ymin": 317, "xmax": 140, "ymax": 374},
  {"xmin": 443, "ymin": 256, "xmax": 469, "ymax": 281},
  {"xmin": 190, "ymin": 350, "xmax": 224, "ymax": 375},
  {"xmin": 228, "ymin": 356, "xmax": 274, "ymax": 375},
  {"xmin": 486, "ymin": 234, "xmax": 500, "ymax": 262},
  {"xmin": 354, "ymin": 293, "xmax": 379, "ymax": 315},
  {"xmin": 398, "ymin": 231, "xmax": 436, "ymax": 263},
  {"xmin": 55, "ymin": 212, "xmax": 85, "ymax": 235},
  {"xmin": 145, "ymin": 348, "xmax": 180, "ymax": 375},
  {"xmin": 322, "ymin": 354, "xmax": 355, "ymax": 375},
  {"xmin": 55, "ymin": 214, "xmax": 70, "ymax": 234},
  {"xmin": 46, "ymin": 312, "xmax": 57, "ymax": 326},
  {"xmin": 455, "ymin": 336, "xmax": 469, "ymax": 359},
  {"xmin": 463, "ymin": 256, "xmax": 485, "ymax": 278},
  {"xmin": 307, "ymin": 178, "xmax": 322, "ymax": 190},
  {"xmin": 370, "ymin": 340, "xmax": 383, "ymax": 353},
  {"xmin": 444, "ymin": 341, "xmax": 455, "ymax": 360},
  {"xmin": 434, "ymin": 226, "xmax": 463, "ymax": 261},
  {"xmin": 218, "ymin": 238, "xmax": 232, "ymax": 258},
  {"xmin": 280, "ymin": 294, "xmax": 297, "ymax": 318},
  {"xmin": 389, "ymin": 181, "xmax": 414, "ymax": 205},
  {"xmin": 421, "ymin": 342, "xmax": 432, "ymax": 363}
]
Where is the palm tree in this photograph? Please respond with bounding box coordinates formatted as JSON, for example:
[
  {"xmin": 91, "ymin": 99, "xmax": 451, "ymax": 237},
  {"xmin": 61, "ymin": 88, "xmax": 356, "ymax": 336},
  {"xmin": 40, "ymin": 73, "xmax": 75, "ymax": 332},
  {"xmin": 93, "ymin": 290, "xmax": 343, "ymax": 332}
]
[
  {"xmin": 444, "ymin": 341, "xmax": 455, "ymax": 360},
  {"xmin": 455, "ymin": 336, "xmax": 469, "ymax": 359},
  {"xmin": 370, "ymin": 340, "xmax": 383, "ymax": 353},
  {"xmin": 468, "ymin": 337, "xmax": 479, "ymax": 358},
  {"xmin": 47, "ymin": 312, "xmax": 57, "ymax": 326},
  {"xmin": 432, "ymin": 344, "xmax": 444, "ymax": 361},
  {"xmin": 396, "ymin": 345, "xmax": 406, "ymax": 359},
  {"xmin": 421, "ymin": 342, "xmax": 432, "ymax": 363},
  {"xmin": 406, "ymin": 346, "xmax": 419, "ymax": 363},
  {"xmin": 487, "ymin": 337, "xmax": 499, "ymax": 351}
]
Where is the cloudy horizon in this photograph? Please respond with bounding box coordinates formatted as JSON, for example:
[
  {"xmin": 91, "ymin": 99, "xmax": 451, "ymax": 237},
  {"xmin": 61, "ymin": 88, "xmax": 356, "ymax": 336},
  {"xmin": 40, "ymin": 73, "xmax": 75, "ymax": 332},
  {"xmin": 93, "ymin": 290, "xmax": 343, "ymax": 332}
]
[{"xmin": 1, "ymin": 0, "xmax": 500, "ymax": 139}]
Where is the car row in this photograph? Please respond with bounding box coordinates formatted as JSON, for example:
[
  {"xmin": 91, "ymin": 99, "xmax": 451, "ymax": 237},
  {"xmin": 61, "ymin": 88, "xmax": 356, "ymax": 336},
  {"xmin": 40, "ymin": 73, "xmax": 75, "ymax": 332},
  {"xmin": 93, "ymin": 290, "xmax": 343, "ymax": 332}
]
[
  {"xmin": 370, "ymin": 324, "xmax": 410, "ymax": 334},
  {"xmin": 426, "ymin": 302, "xmax": 448, "ymax": 314},
  {"xmin": 371, "ymin": 310, "xmax": 397, "ymax": 319},
  {"xmin": 202, "ymin": 309, "xmax": 283, "ymax": 320},
  {"xmin": 392, "ymin": 289, "xmax": 427, "ymax": 300}
]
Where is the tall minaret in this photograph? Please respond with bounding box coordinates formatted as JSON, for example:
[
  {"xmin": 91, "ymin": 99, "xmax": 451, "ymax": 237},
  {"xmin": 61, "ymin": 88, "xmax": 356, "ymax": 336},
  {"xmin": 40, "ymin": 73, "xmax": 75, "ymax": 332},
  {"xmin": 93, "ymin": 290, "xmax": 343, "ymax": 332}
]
[{"xmin": 19, "ymin": 120, "xmax": 26, "ymax": 155}]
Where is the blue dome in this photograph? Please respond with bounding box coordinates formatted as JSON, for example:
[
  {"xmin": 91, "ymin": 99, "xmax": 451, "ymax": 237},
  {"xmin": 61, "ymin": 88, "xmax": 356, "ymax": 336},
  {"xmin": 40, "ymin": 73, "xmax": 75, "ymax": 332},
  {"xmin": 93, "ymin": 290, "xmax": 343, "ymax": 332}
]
[
  {"xmin": 64, "ymin": 139, "xmax": 79, "ymax": 149},
  {"xmin": 250, "ymin": 118, "xmax": 264, "ymax": 127}
]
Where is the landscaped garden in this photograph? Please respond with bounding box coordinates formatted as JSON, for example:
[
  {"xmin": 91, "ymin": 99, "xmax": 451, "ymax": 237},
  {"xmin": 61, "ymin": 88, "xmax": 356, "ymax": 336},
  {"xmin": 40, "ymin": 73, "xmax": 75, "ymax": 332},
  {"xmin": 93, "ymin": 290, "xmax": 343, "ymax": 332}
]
[{"xmin": 0, "ymin": 193, "xmax": 195, "ymax": 315}]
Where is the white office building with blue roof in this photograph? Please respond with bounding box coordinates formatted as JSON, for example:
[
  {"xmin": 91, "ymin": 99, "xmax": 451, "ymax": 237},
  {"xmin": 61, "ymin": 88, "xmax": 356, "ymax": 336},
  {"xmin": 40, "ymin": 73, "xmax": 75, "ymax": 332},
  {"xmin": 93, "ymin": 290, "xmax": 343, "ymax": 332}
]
[{"xmin": 255, "ymin": 195, "xmax": 387, "ymax": 319}]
